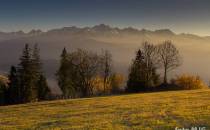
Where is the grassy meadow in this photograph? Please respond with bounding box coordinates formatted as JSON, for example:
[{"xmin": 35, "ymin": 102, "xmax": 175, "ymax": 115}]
[{"xmin": 0, "ymin": 89, "xmax": 209, "ymax": 130}]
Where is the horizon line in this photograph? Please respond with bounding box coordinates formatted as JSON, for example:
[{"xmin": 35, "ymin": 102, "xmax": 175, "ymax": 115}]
[{"xmin": 0, "ymin": 23, "xmax": 209, "ymax": 37}]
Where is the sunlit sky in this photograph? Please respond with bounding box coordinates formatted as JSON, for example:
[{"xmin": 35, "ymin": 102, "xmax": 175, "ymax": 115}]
[{"xmin": 0, "ymin": 0, "xmax": 210, "ymax": 36}]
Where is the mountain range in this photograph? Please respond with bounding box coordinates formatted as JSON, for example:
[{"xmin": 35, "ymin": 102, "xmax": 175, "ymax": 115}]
[{"xmin": 1, "ymin": 24, "xmax": 210, "ymax": 93}]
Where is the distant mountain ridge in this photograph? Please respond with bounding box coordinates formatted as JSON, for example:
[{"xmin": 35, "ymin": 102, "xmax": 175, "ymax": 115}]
[{"xmin": 0, "ymin": 24, "xmax": 208, "ymax": 39}]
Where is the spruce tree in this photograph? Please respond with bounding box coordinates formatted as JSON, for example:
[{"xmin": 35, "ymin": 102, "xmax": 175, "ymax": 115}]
[
  {"xmin": 7, "ymin": 66, "xmax": 20, "ymax": 104},
  {"xmin": 127, "ymin": 49, "xmax": 147, "ymax": 92},
  {"xmin": 32, "ymin": 44, "xmax": 42, "ymax": 100},
  {"xmin": 18, "ymin": 44, "xmax": 37, "ymax": 102},
  {"xmin": 37, "ymin": 75, "xmax": 50, "ymax": 100},
  {"xmin": 5, "ymin": 44, "xmax": 49, "ymax": 104},
  {"xmin": 57, "ymin": 48, "xmax": 70, "ymax": 98},
  {"xmin": 32, "ymin": 44, "xmax": 50, "ymax": 101},
  {"xmin": 126, "ymin": 42, "xmax": 160, "ymax": 92},
  {"xmin": 32, "ymin": 44, "xmax": 42, "ymax": 77},
  {"xmin": 0, "ymin": 79, "xmax": 7, "ymax": 105}
]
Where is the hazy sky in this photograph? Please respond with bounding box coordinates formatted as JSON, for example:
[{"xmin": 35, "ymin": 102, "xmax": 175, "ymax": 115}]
[{"xmin": 0, "ymin": 0, "xmax": 210, "ymax": 36}]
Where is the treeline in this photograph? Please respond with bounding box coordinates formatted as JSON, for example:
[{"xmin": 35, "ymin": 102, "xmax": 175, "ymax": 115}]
[
  {"xmin": 0, "ymin": 40, "xmax": 208, "ymax": 106},
  {"xmin": 0, "ymin": 44, "xmax": 50, "ymax": 105},
  {"xmin": 0, "ymin": 45, "xmax": 124, "ymax": 105}
]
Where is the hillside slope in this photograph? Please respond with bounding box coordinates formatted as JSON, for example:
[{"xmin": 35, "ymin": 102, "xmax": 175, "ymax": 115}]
[{"xmin": 0, "ymin": 89, "xmax": 209, "ymax": 130}]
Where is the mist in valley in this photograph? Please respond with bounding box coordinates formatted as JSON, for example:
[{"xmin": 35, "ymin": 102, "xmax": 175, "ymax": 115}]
[{"xmin": 1, "ymin": 25, "xmax": 210, "ymax": 93}]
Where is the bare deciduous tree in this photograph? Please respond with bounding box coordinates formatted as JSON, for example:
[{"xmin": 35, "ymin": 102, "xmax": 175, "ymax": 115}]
[
  {"xmin": 158, "ymin": 41, "xmax": 181, "ymax": 84},
  {"xmin": 70, "ymin": 49, "xmax": 101, "ymax": 97},
  {"xmin": 141, "ymin": 41, "xmax": 160, "ymax": 87},
  {"xmin": 100, "ymin": 50, "xmax": 112, "ymax": 94}
]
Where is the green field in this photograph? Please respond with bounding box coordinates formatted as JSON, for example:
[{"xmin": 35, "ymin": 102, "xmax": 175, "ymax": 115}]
[{"xmin": 0, "ymin": 89, "xmax": 209, "ymax": 130}]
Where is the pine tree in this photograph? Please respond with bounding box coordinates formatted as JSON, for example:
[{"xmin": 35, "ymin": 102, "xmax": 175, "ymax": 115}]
[
  {"xmin": 18, "ymin": 44, "xmax": 37, "ymax": 102},
  {"xmin": 126, "ymin": 42, "xmax": 160, "ymax": 93},
  {"xmin": 37, "ymin": 75, "xmax": 50, "ymax": 100},
  {"xmin": 7, "ymin": 66, "xmax": 20, "ymax": 104},
  {"xmin": 0, "ymin": 79, "xmax": 7, "ymax": 105},
  {"xmin": 32, "ymin": 43, "xmax": 42, "ymax": 77},
  {"xmin": 126, "ymin": 49, "xmax": 147, "ymax": 92},
  {"xmin": 4, "ymin": 44, "xmax": 49, "ymax": 104},
  {"xmin": 31, "ymin": 44, "xmax": 42, "ymax": 100},
  {"xmin": 32, "ymin": 44, "xmax": 50, "ymax": 100},
  {"xmin": 56, "ymin": 47, "xmax": 69, "ymax": 98}
]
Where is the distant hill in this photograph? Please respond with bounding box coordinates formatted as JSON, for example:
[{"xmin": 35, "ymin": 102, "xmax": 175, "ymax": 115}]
[{"xmin": 1, "ymin": 24, "xmax": 210, "ymax": 93}]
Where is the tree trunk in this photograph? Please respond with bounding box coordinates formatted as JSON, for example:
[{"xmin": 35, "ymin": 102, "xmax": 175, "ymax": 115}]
[
  {"xmin": 164, "ymin": 68, "xmax": 167, "ymax": 84},
  {"xmin": 103, "ymin": 77, "xmax": 106, "ymax": 94}
]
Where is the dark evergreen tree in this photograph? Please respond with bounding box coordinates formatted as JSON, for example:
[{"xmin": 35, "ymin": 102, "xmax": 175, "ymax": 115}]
[
  {"xmin": 7, "ymin": 66, "xmax": 20, "ymax": 104},
  {"xmin": 32, "ymin": 44, "xmax": 42, "ymax": 77},
  {"xmin": 37, "ymin": 75, "xmax": 50, "ymax": 100},
  {"xmin": 31, "ymin": 44, "xmax": 43, "ymax": 100},
  {"xmin": 56, "ymin": 47, "xmax": 72, "ymax": 98},
  {"xmin": 126, "ymin": 42, "xmax": 160, "ymax": 93},
  {"xmin": 2, "ymin": 44, "xmax": 49, "ymax": 105},
  {"xmin": 0, "ymin": 75, "xmax": 9, "ymax": 105},
  {"xmin": 126, "ymin": 50, "xmax": 147, "ymax": 92},
  {"xmin": 18, "ymin": 44, "xmax": 37, "ymax": 102},
  {"xmin": 32, "ymin": 44, "xmax": 50, "ymax": 100},
  {"xmin": 0, "ymin": 81, "xmax": 6, "ymax": 105}
]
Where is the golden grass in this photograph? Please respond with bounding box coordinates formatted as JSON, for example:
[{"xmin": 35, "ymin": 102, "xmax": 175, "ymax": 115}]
[{"xmin": 0, "ymin": 89, "xmax": 209, "ymax": 130}]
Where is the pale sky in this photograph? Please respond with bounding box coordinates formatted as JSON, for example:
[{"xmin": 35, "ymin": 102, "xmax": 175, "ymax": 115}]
[{"xmin": 0, "ymin": 0, "xmax": 210, "ymax": 36}]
